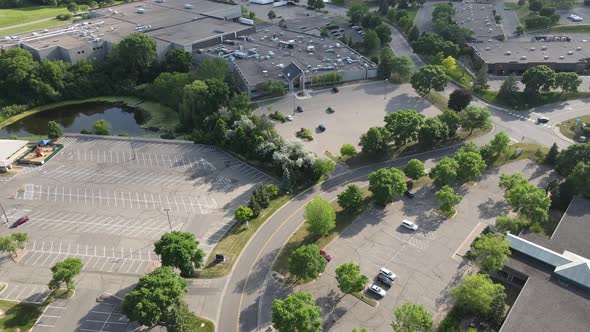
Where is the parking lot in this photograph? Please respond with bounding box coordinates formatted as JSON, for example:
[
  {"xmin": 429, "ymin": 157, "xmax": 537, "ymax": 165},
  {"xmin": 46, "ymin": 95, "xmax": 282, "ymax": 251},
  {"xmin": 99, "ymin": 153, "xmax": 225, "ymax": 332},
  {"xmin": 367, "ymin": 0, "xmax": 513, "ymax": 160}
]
[
  {"xmin": 297, "ymin": 159, "xmax": 554, "ymax": 331},
  {"xmin": 0, "ymin": 136, "xmax": 277, "ymax": 330},
  {"xmin": 258, "ymin": 82, "xmax": 440, "ymax": 156}
]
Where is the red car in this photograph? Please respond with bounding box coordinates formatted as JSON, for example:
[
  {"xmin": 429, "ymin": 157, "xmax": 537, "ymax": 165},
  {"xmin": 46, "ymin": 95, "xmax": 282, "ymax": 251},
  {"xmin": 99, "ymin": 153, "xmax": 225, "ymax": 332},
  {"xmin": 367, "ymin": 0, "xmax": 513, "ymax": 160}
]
[
  {"xmin": 10, "ymin": 216, "xmax": 29, "ymax": 228},
  {"xmin": 320, "ymin": 249, "xmax": 332, "ymax": 262}
]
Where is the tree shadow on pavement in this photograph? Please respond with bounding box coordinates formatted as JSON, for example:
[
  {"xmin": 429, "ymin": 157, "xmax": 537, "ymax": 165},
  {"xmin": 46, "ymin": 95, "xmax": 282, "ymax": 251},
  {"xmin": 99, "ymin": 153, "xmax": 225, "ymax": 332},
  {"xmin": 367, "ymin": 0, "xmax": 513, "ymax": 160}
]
[
  {"xmin": 477, "ymin": 198, "xmax": 511, "ymax": 220},
  {"xmin": 339, "ymin": 207, "xmax": 385, "ymax": 239},
  {"xmin": 232, "ymin": 248, "xmax": 280, "ymax": 296}
]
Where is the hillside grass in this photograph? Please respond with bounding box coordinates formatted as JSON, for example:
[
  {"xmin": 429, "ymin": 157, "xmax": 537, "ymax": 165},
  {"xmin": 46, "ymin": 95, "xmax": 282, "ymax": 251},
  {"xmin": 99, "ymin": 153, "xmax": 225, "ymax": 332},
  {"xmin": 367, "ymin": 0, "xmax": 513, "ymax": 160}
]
[{"xmin": 0, "ymin": 5, "xmax": 67, "ymax": 29}]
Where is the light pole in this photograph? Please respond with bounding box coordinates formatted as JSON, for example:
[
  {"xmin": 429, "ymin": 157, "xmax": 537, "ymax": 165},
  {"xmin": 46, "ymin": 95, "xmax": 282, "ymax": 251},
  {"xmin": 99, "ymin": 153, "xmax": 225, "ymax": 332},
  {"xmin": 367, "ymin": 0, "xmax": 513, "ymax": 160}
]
[
  {"xmin": 0, "ymin": 201, "xmax": 8, "ymax": 224},
  {"xmin": 164, "ymin": 208, "xmax": 172, "ymax": 232},
  {"xmin": 130, "ymin": 141, "xmax": 136, "ymax": 160},
  {"xmin": 384, "ymin": 78, "xmax": 388, "ymax": 99}
]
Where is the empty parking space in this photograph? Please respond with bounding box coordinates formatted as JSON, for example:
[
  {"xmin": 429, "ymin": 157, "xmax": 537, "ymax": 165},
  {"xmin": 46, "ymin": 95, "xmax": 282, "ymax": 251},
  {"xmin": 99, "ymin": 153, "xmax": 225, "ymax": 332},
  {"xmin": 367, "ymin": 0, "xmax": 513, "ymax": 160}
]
[
  {"xmin": 0, "ymin": 282, "xmax": 51, "ymax": 303},
  {"xmin": 21, "ymin": 241, "xmax": 158, "ymax": 275},
  {"xmin": 32, "ymin": 296, "xmax": 72, "ymax": 331},
  {"xmin": 78, "ymin": 303, "xmax": 130, "ymax": 332}
]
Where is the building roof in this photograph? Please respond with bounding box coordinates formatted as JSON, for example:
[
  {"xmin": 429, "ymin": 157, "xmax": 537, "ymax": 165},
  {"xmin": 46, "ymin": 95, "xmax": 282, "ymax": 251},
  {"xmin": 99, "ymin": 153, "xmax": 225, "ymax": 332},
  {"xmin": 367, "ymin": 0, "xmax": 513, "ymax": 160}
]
[
  {"xmin": 149, "ymin": 17, "xmax": 250, "ymax": 46},
  {"xmin": 0, "ymin": 139, "xmax": 29, "ymax": 166},
  {"xmin": 471, "ymin": 34, "xmax": 590, "ymax": 65},
  {"xmin": 501, "ymin": 197, "xmax": 590, "ymax": 332},
  {"xmin": 453, "ymin": 2, "xmax": 504, "ymax": 41}
]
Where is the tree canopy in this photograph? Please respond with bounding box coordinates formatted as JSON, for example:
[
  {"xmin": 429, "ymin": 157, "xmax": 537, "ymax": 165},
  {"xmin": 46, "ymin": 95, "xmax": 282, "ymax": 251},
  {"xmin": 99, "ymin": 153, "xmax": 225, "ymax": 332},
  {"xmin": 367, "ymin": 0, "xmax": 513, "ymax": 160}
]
[
  {"xmin": 384, "ymin": 110, "xmax": 424, "ymax": 145},
  {"xmin": 411, "ymin": 65, "xmax": 449, "ymax": 95},
  {"xmin": 338, "ymin": 184, "xmax": 365, "ymax": 213},
  {"xmin": 404, "ymin": 159, "xmax": 426, "ymax": 181},
  {"xmin": 454, "ymin": 150, "xmax": 486, "ymax": 182},
  {"xmin": 472, "ymin": 233, "xmax": 511, "ymax": 272},
  {"xmin": 272, "ymin": 292, "xmax": 322, "ymax": 332},
  {"xmin": 435, "ymin": 185, "xmax": 462, "ymax": 214},
  {"xmin": 288, "ymin": 244, "xmax": 327, "ymax": 280},
  {"xmin": 335, "ymin": 262, "xmax": 369, "ymax": 295},
  {"xmin": 392, "ymin": 303, "xmax": 434, "ymax": 332},
  {"xmin": 49, "ymin": 258, "xmax": 83, "ymax": 291},
  {"xmin": 368, "ymin": 167, "xmax": 407, "ymax": 205},
  {"xmin": 556, "ymin": 144, "xmax": 590, "ymax": 176},
  {"xmin": 360, "ymin": 126, "xmax": 390, "ymax": 156},
  {"xmin": 448, "ymin": 89, "xmax": 472, "ymax": 112},
  {"xmin": 429, "ymin": 157, "xmax": 458, "ymax": 186},
  {"xmin": 452, "ymin": 274, "xmax": 505, "ymax": 317},
  {"xmin": 154, "ymin": 231, "xmax": 206, "ymax": 277},
  {"xmin": 521, "ymin": 65, "xmax": 555, "ymax": 96},
  {"xmin": 459, "ymin": 106, "xmax": 492, "ymax": 134},
  {"xmin": 47, "ymin": 120, "xmax": 63, "ymax": 139},
  {"xmin": 164, "ymin": 48, "xmax": 193, "ymax": 73},
  {"xmin": 305, "ymin": 196, "xmax": 336, "ymax": 236}
]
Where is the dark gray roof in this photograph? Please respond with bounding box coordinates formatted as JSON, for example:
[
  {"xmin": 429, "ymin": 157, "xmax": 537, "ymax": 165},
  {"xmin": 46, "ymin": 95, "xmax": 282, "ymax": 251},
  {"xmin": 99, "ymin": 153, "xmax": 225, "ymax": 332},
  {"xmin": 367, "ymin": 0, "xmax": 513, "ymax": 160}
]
[
  {"xmin": 282, "ymin": 62, "xmax": 303, "ymax": 81},
  {"xmin": 507, "ymin": 233, "xmax": 572, "ymax": 267},
  {"xmin": 550, "ymin": 197, "xmax": 590, "ymax": 258}
]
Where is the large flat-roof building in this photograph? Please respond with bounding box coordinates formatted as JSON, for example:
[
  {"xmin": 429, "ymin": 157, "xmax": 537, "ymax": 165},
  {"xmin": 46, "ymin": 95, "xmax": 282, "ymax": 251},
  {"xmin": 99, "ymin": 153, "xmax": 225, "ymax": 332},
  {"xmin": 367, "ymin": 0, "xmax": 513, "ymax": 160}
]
[
  {"xmin": 1, "ymin": 0, "xmax": 253, "ymax": 62},
  {"xmin": 200, "ymin": 25, "xmax": 377, "ymax": 96},
  {"xmin": 0, "ymin": 140, "xmax": 29, "ymax": 172},
  {"xmin": 471, "ymin": 34, "xmax": 590, "ymax": 74},
  {"xmin": 453, "ymin": 1, "xmax": 505, "ymax": 41},
  {"xmin": 494, "ymin": 197, "xmax": 590, "ymax": 331}
]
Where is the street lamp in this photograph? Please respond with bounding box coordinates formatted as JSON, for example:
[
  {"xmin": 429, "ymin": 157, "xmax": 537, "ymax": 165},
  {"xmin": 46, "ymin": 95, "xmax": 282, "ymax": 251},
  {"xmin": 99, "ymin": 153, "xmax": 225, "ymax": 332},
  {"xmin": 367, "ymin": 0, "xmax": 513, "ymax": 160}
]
[
  {"xmin": 384, "ymin": 78, "xmax": 388, "ymax": 99},
  {"xmin": 163, "ymin": 208, "xmax": 172, "ymax": 232}
]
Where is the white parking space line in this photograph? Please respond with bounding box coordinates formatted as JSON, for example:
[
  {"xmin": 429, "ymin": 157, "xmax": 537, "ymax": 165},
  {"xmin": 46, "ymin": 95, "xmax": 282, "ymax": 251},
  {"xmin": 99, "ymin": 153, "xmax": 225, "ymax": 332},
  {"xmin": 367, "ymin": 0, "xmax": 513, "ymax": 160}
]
[{"xmin": 0, "ymin": 283, "xmax": 51, "ymax": 303}]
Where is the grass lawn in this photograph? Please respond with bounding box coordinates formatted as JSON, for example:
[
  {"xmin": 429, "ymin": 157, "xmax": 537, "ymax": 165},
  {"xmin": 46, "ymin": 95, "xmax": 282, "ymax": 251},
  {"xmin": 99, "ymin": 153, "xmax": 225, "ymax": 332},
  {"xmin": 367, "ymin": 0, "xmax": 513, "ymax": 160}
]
[
  {"xmin": 0, "ymin": 5, "xmax": 67, "ymax": 29},
  {"xmin": 476, "ymin": 90, "xmax": 590, "ymax": 110},
  {"xmin": 200, "ymin": 194, "xmax": 293, "ymax": 278},
  {"xmin": 195, "ymin": 316, "xmax": 215, "ymax": 332},
  {"xmin": 352, "ymin": 292, "xmax": 378, "ymax": 307},
  {"xmin": 138, "ymin": 101, "xmax": 179, "ymax": 132},
  {"xmin": 447, "ymin": 66, "xmax": 474, "ymax": 89},
  {"xmin": 0, "ymin": 299, "xmax": 45, "ymax": 332},
  {"xmin": 492, "ymin": 143, "xmax": 547, "ymax": 167},
  {"xmin": 273, "ymin": 186, "xmax": 371, "ymax": 280},
  {"xmin": 0, "ymin": 17, "xmax": 71, "ymax": 36},
  {"xmin": 547, "ymin": 24, "xmax": 590, "ymax": 33},
  {"xmin": 557, "ymin": 114, "xmax": 590, "ymax": 140},
  {"xmin": 505, "ymin": 3, "xmax": 529, "ymax": 22}
]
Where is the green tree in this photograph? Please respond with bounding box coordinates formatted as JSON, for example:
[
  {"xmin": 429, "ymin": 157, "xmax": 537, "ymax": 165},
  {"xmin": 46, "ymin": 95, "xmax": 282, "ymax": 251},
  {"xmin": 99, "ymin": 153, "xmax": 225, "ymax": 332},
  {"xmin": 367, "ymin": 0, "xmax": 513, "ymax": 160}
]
[
  {"xmin": 66, "ymin": 2, "xmax": 79, "ymax": 13},
  {"xmin": 164, "ymin": 48, "xmax": 193, "ymax": 73},
  {"xmin": 368, "ymin": 167, "xmax": 407, "ymax": 205},
  {"xmin": 556, "ymin": 144, "xmax": 590, "ymax": 176},
  {"xmin": 435, "ymin": 185, "xmax": 462, "ymax": 214},
  {"xmin": 364, "ymin": 30, "xmax": 380, "ymax": 52},
  {"xmin": 515, "ymin": 25, "xmax": 525, "ymax": 35},
  {"xmin": 438, "ymin": 110, "xmax": 460, "ymax": 137},
  {"xmin": 459, "ymin": 105, "xmax": 491, "ymax": 134},
  {"xmin": 544, "ymin": 143, "xmax": 559, "ymax": 166},
  {"xmin": 148, "ymin": 72, "xmax": 192, "ymax": 109},
  {"xmin": 529, "ymin": 0, "xmax": 543, "ymax": 11},
  {"xmin": 264, "ymin": 184, "xmax": 280, "ymax": 199},
  {"xmin": 154, "ymin": 231, "xmax": 205, "ymax": 277},
  {"xmin": 360, "ymin": 126, "xmax": 390, "ymax": 156},
  {"xmin": 48, "ymin": 258, "xmax": 83, "ymax": 291},
  {"xmin": 488, "ymin": 132, "xmax": 511, "ymax": 158},
  {"xmin": 498, "ymin": 73, "xmax": 520, "ymax": 102},
  {"xmin": 452, "ymin": 274, "xmax": 505, "ymax": 317},
  {"xmin": 390, "ymin": 55, "xmax": 415, "ymax": 83},
  {"xmin": 521, "ymin": 65, "xmax": 556, "ymax": 96},
  {"xmin": 408, "ymin": 25, "xmax": 420, "ymax": 41},
  {"xmin": 272, "ymin": 292, "xmax": 322, "ymax": 332},
  {"xmin": 166, "ymin": 301, "xmax": 201, "ymax": 332},
  {"xmin": 418, "ymin": 117, "xmax": 449, "ymax": 146},
  {"xmin": 554, "ymin": 72, "xmax": 582, "ymax": 94},
  {"xmin": 0, "ymin": 48, "xmax": 54, "ymax": 105},
  {"xmin": 392, "ymin": 303, "xmax": 434, "ymax": 332},
  {"xmin": 0, "ymin": 233, "xmax": 28, "ymax": 261},
  {"xmin": 411, "ymin": 33, "xmax": 458, "ymax": 57},
  {"xmin": 495, "ymin": 214, "xmax": 529, "ymax": 234},
  {"xmin": 92, "ymin": 119, "xmax": 111, "ymax": 135},
  {"xmin": 305, "ymin": 196, "xmax": 336, "ymax": 236},
  {"xmin": 340, "ymin": 144, "xmax": 357, "ymax": 158},
  {"xmin": 235, "ymin": 205, "xmax": 254, "ymax": 225},
  {"xmin": 569, "ymin": 162, "xmax": 590, "ymax": 198},
  {"xmin": 473, "ymin": 65, "xmax": 489, "ymax": 91},
  {"xmin": 404, "ymin": 159, "xmax": 425, "ymax": 181},
  {"xmin": 335, "ymin": 262, "xmax": 369, "ymax": 296},
  {"xmin": 114, "ymin": 33, "xmax": 157, "ymax": 80},
  {"xmin": 338, "ymin": 184, "xmax": 364, "ymax": 213},
  {"xmin": 288, "ymin": 244, "xmax": 327, "ymax": 280},
  {"xmin": 429, "ymin": 157, "xmax": 458, "ymax": 186},
  {"xmin": 47, "ymin": 120, "xmax": 63, "ymax": 139},
  {"xmin": 195, "ymin": 58, "xmax": 228, "ymax": 81},
  {"xmin": 499, "ymin": 174, "xmax": 551, "ymax": 224},
  {"xmin": 375, "ymin": 24, "xmax": 392, "ymax": 46},
  {"xmin": 312, "ymin": 158, "xmax": 335, "ymax": 180},
  {"xmin": 122, "ymin": 266, "xmax": 187, "ymax": 327},
  {"xmin": 347, "ymin": 3, "xmax": 370, "ymax": 24},
  {"xmin": 472, "ymin": 233, "xmax": 511, "ymax": 273},
  {"xmin": 384, "ymin": 110, "xmax": 425, "ymax": 145},
  {"xmin": 411, "ymin": 65, "xmax": 449, "ymax": 95},
  {"xmin": 447, "ymin": 89, "xmax": 472, "ymax": 112},
  {"xmin": 454, "ymin": 150, "xmax": 486, "ymax": 182},
  {"xmin": 268, "ymin": 9, "xmax": 277, "ymax": 20},
  {"xmin": 489, "ymin": 289, "xmax": 507, "ymax": 328},
  {"xmin": 441, "ymin": 56, "xmax": 457, "ymax": 73},
  {"xmin": 378, "ymin": 47, "xmax": 396, "ymax": 79}
]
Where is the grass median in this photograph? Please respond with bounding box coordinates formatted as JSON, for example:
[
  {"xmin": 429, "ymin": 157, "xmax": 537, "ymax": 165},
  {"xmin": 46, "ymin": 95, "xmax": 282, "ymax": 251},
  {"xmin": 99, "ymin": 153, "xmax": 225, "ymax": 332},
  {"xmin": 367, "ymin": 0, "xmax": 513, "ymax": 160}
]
[
  {"xmin": 0, "ymin": 299, "xmax": 45, "ymax": 331},
  {"xmin": 273, "ymin": 186, "xmax": 371, "ymax": 281},
  {"xmin": 200, "ymin": 194, "xmax": 293, "ymax": 278},
  {"xmin": 557, "ymin": 114, "xmax": 590, "ymax": 140}
]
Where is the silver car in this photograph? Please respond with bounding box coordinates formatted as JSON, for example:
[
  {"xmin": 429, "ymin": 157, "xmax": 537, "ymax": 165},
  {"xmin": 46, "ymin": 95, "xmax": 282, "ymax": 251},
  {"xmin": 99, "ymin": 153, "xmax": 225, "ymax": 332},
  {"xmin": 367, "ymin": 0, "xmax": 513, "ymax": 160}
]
[
  {"xmin": 369, "ymin": 284, "xmax": 386, "ymax": 298},
  {"xmin": 401, "ymin": 219, "xmax": 418, "ymax": 231}
]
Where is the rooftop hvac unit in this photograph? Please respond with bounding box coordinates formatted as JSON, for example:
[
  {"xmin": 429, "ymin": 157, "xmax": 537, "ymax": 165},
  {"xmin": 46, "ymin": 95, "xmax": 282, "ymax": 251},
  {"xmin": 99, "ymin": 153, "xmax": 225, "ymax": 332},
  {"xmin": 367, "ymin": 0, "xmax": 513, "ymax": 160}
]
[
  {"xmin": 559, "ymin": 55, "xmax": 565, "ymax": 59},
  {"xmin": 505, "ymin": 51, "xmax": 511, "ymax": 55},
  {"xmin": 485, "ymin": 46, "xmax": 491, "ymax": 50},
  {"xmin": 577, "ymin": 47, "xmax": 582, "ymax": 50},
  {"xmin": 184, "ymin": 4, "xmax": 193, "ymax": 9},
  {"xmin": 155, "ymin": 0, "xmax": 164, "ymax": 2},
  {"xmin": 520, "ymin": 56, "xmax": 527, "ymax": 60},
  {"xmin": 137, "ymin": 8, "xmax": 145, "ymax": 14},
  {"xmin": 541, "ymin": 45, "xmax": 547, "ymax": 50},
  {"xmin": 529, "ymin": 47, "xmax": 536, "ymax": 51},
  {"xmin": 544, "ymin": 56, "xmax": 549, "ymax": 60},
  {"xmin": 568, "ymin": 51, "xmax": 574, "ymax": 55}
]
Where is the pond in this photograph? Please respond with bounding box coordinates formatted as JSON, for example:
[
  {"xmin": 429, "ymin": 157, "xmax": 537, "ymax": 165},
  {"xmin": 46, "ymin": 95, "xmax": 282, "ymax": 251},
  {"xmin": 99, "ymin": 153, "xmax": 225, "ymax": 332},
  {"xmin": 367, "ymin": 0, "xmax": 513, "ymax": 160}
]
[{"xmin": 0, "ymin": 102, "xmax": 153, "ymax": 138}]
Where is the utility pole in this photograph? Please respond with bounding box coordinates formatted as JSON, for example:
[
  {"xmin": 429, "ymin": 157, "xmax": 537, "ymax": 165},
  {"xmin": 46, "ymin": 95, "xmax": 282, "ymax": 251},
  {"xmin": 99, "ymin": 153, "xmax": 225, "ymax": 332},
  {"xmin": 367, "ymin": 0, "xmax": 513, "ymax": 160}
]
[
  {"xmin": 384, "ymin": 78, "xmax": 388, "ymax": 99},
  {"xmin": 164, "ymin": 208, "xmax": 172, "ymax": 232},
  {"xmin": 0, "ymin": 201, "xmax": 8, "ymax": 224}
]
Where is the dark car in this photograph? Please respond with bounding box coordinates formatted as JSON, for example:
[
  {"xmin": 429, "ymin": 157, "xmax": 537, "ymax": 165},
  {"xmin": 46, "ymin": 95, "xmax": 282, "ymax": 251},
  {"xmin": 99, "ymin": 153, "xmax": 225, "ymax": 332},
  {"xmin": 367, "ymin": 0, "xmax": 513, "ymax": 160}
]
[
  {"xmin": 404, "ymin": 190, "xmax": 416, "ymax": 198},
  {"xmin": 332, "ymin": 87, "xmax": 339, "ymax": 93},
  {"xmin": 537, "ymin": 117, "xmax": 549, "ymax": 124},
  {"xmin": 296, "ymin": 106, "xmax": 303, "ymax": 112},
  {"xmin": 11, "ymin": 216, "xmax": 29, "ymax": 228},
  {"xmin": 320, "ymin": 249, "xmax": 332, "ymax": 262},
  {"xmin": 318, "ymin": 124, "xmax": 326, "ymax": 132}
]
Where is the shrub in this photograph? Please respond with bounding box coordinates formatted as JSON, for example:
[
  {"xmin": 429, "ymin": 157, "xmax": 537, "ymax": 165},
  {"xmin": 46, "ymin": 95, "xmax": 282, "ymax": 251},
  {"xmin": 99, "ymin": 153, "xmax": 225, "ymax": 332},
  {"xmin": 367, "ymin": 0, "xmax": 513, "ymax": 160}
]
[
  {"xmin": 269, "ymin": 111, "xmax": 287, "ymax": 122},
  {"xmin": 160, "ymin": 132, "xmax": 176, "ymax": 139},
  {"xmin": 80, "ymin": 129, "xmax": 90, "ymax": 134},
  {"xmin": 117, "ymin": 132, "xmax": 129, "ymax": 137},
  {"xmin": 296, "ymin": 128, "xmax": 313, "ymax": 140},
  {"xmin": 0, "ymin": 104, "xmax": 28, "ymax": 119},
  {"xmin": 56, "ymin": 13, "xmax": 73, "ymax": 21}
]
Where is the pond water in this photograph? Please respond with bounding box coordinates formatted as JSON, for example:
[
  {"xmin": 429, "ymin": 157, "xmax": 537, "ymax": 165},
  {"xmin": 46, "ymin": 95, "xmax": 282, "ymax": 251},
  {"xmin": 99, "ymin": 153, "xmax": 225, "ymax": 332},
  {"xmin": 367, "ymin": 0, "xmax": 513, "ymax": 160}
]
[{"xmin": 0, "ymin": 102, "xmax": 152, "ymax": 137}]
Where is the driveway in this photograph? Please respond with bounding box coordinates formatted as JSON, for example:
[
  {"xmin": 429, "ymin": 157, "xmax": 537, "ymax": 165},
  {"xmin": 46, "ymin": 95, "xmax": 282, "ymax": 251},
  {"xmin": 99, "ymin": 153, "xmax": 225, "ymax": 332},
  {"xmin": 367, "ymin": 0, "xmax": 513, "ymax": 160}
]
[{"xmin": 256, "ymin": 81, "xmax": 440, "ymax": 156}]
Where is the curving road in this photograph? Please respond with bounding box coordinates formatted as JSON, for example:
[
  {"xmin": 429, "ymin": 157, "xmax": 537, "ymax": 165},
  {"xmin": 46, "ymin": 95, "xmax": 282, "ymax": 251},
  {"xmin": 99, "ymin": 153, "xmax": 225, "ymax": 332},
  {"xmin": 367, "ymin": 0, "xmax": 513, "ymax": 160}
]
[{"xmin": 215, "ymin": 7, "xmax": 588, "ymax": 332}]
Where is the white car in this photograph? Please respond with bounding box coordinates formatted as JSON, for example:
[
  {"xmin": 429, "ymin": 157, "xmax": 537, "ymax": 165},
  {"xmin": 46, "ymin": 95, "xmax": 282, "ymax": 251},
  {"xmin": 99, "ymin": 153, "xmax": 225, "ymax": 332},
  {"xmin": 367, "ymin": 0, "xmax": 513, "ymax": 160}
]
[
  {"xmin": 401, "ymin": 219, "xmax": 419, "ymax": 231},
  {"xmin": 379, "ymin": 267, "xmax": 396, "ymax": 281},
  {"xmin": 285, "ymin": 115, "xmax": 293, "ymax": 121},
  {"xmin": 369, "ymin": 284, "xmax": 386, "ymax": 298}
]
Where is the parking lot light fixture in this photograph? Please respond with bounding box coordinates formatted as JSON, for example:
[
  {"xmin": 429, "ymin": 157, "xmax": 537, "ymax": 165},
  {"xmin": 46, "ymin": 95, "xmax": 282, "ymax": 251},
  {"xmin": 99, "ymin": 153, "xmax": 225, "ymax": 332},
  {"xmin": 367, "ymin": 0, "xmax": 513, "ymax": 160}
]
[
  {"xmin": 384, "ymin": 78, "xmax": 388, "ymax": 99},
  {"xmin": 164, "ymin": 208, "xmax": 172, "ymax": 232}
]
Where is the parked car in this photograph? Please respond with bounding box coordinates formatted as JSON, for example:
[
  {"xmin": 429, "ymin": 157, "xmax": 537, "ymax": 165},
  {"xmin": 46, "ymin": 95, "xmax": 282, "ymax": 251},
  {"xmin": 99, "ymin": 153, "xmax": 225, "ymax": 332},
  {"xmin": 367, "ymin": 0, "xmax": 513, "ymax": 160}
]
[
  {"xmin": 377, "ymin": 273, "xmax": 394, "ymax": 287},
  {"xmin": 379, "ymin": 267, "xmax": 396, "ymax": 281},
  {"xmin": 578, "ymin": 136, "xmax": 587, "ymax": 143},
  {"xmin": 401, "ymin": 219, "xmax": 418, "ymax": 231},
  {"xmin": 537, "ymin": 117, "xmax": 549, "ymax": 124},
  {"xmin": 332, "ymin": 87, "xmax": 339, "ymax": 93},
  {"xmin": 320, "ymin": 249, "xmax": 332, "ymax": 262},
  {"xmin": 11, "ymin": 216, "xmax": 29, "ymax": 228},
  {"xmin": 368, "ymin": 284, "xmax": 386, "ymax": 298},
  {"xmin": 318, "ymin": 124, "xmax": 326, "ymax": 132},
  {"xmin": 326, "ymin": 107, "xmax": 335, "ymax": 113},
  {"xmin": 286, "ymin": 115, "xmax": 293, "ymax": 121},
  {"xmin": 404, "ymin": 190, "xmax": 416, "ymax": 198},
  {"xmin": 296, "ymin": 106, "xmax": 303, "ymax": 112}
]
